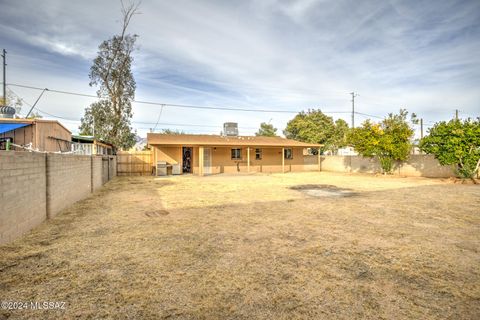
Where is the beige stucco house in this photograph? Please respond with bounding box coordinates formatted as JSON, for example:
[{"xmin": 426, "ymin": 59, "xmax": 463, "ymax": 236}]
[{"xmin": 147, "ymin": 133, "xmax": 322, "ymax": 176}]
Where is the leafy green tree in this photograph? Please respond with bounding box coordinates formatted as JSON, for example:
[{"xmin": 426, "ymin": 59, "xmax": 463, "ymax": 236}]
[
  {"xmin": 283, "ymin": 109, "xmax": 349, "ymax": 153},
  {"xmin": 255, "ymin": 122, "xmax": 278, "ymax": 137},
  {"xmin": 420, "ymin": 118, "xmax": 480, "ymax": 182},
  {"xmin": 79, "ymin": 1, "xmax": 140, "ymax": 150},
  {"xmin": 348, "ymin": 109, "xmax": 415, "ymax": 174},
  {"xmin": 333, "ymin": 118, "xmax": 349, "ymax": 151}
]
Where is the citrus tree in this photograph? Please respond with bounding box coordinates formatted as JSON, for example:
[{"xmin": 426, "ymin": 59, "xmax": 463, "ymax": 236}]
[
  {"xmin": 348, "ymin": 109, "xmax": 415, "ymax": 174},
  {"xmin": 420, "ymin": 118, "xmax": 480, "ymax": 182}
]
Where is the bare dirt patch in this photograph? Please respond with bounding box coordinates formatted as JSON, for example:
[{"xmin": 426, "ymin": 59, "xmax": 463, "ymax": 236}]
[
  {"xmin": 0, "ymin": 172, "xmax": 479, "ymax": 319},
  {"xmin": 290, "ymin": 184, "xmax": 358, "ymax": 197},
  {"xmin": 144, "ymin": 210, "xmax": 170, "ymax": 217}
]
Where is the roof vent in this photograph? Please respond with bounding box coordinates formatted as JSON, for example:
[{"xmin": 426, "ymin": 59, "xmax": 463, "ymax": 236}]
[
  {"xmin": 223, "ymin": 122, "xmax": 238, "ymax": 136},
  {"xmin": 0, "ymin": 106, "xmax": 16, "ymax": 118}
]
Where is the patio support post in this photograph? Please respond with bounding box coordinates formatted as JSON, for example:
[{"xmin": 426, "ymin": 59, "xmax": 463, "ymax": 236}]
[
  {"xmin": 199, "ymin": 146, "xmax": 204, "ymax": 176},
  {"xmin": 153, "ymin": 146, "xmax": 157, "ymax": 175},
  {"xmin": 247, "ymin": 147, "xmax": 250, "ymax": 173},
  {"xmin": 318, "ymin": 147, "xmax": 321, "ymax": 171},
  {"xmin": 282, "ymin": 147, "xmax": 285, "ymax": 173}
]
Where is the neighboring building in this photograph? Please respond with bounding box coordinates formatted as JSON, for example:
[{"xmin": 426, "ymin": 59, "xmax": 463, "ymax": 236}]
[
  {"xmin": 71, "ymin": 135, "xmax": 114, "ymax": 155},
  {"xmin": 147, "ymin": 133, "xmax": 322, "ymax": 176},
  {"xmin": 337, "ymin": 146, "xmax": 358, "ymax": 156},
  {"xmin": 0, "ymin": 118, "xmax": 72, "ymax": 152}
]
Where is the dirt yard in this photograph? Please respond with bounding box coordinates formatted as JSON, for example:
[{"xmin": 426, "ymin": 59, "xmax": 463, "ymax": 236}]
[{"xmin": 1, "ymin": 172, "xmax": 479, "ymax": 319}]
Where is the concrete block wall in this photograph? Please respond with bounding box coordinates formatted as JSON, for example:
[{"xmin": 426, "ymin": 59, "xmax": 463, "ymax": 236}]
[
  {"xmin": 109, "ymin": 156, "xmax": 116, "ymax": 178},
  {"xmin": 319, "ymin": 156, "xmax": 351, "ymax": 173},
  {"xmin": 397, "ymin": 155, "xmax": 455, "ymax": 178},
  {"xmin": 0, "ymin": 152, "xmax": 47, "ymax": 244},
  {"xmin": 0, "ymin": 152, "xmax": 117, "ymax": 245},
  {"xmin": 102, "ymin": 158, "xmax": 109, "ymax": 184},
  {"xmin": 92, "ymin": 156, "xmax": 103, "ymax": 192},
  {"xmin": 303, "ymin": 155, "xmax": 321, "ymax": 171},
  {"xmin": 46, "ymin": 154, "xmax": 92, "ymax": 218},
  {"xmin": 318, "ymin": 155, "xmax": 455, "ymax": 178},
  {"xmin": 351, "ymin": 156, "xmax": 383, "ymax": 173}
]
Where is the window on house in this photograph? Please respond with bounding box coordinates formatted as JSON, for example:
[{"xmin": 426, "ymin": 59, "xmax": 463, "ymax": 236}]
[
  {"xmin": 284, "ymin": 148, "xmax": 293, "ymax": 159},
  {"xmin": 255, "ymin": 148, "xmax": 262, "ymax": 160},
  {"xmin": 231, "ymin": 148, "xmax": 242, "ymax": 160}
]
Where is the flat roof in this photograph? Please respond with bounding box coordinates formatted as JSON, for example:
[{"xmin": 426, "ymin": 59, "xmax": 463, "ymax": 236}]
[
  {"xmin": 72, "ymin": 135, "xmax": 113, "ymax": 147},
  {"xmin": 72, "ymin": 135, "xmax": 95, "ymax": 142},
  {"xmin": 0, "ymin": 118, "xmax": 72, "ymax": 134},
  {"xmin": 147, "ymin": 133, "xmax": 323, "ymax": 148}
]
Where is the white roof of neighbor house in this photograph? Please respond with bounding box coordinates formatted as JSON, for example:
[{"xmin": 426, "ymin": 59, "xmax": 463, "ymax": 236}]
[{"xmin": 147, "ymin": 133, "xmax": 322, "ymax": 147}]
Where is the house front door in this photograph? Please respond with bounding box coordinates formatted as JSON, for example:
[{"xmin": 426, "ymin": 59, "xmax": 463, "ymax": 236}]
[{"xmin": 182, "ymin": 147, "xmax": 192, "ymax": 173}]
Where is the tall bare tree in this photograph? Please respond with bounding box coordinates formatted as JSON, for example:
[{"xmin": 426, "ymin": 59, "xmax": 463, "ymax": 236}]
[{"xmin": 80, "ymin": 1, "xmax": 140, "ymax": 150}]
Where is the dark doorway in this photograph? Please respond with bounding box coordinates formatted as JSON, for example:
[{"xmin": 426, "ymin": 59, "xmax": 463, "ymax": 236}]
[{"xmin": 182, "ymin": 147, "xmax": 192, "ymax": 173}]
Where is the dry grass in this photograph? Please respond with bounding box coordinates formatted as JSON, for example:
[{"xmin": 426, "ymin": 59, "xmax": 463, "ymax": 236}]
[{"xmin": 1, "ymin": 172, "xmax": 479, "ymax": 319}]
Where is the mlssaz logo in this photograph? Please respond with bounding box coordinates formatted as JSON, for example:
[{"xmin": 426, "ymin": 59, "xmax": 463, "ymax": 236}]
[{"xmin": 30, "ymin": 301, "xmax": 66, "ymax": 310}]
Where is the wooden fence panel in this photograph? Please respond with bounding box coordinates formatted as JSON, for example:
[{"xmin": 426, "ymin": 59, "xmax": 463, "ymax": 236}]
[{"xmin": 116, "ymin": 151, "xmax": 152, "ymax": 176}]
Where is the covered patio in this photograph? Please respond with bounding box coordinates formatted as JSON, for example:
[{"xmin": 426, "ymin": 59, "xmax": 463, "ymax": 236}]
[{"xmin": 147, "ymin": 133, "xmax": 322, "ymax": 176}]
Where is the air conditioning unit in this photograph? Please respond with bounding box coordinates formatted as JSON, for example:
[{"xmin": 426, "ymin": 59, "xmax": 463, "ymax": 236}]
[
  {"xmin": 157, "ymin": 161, "xmax": 167, "ymax": 176},
  {"xmin": 223, "ymin": 122, "xmax": 238, "ymax": 136}
]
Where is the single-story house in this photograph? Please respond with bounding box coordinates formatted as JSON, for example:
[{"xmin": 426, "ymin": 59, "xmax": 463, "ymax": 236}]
[
  {"xmin": 71, "ymin": 135, "xmax": 114, "ymax": 155},
  {"xmin": 0, "ymin": 118, "xmax": 72, "ymax": 152},
  {"xmin": 147, "ymin": 133, "xmax": 322, "ymax": 176}
]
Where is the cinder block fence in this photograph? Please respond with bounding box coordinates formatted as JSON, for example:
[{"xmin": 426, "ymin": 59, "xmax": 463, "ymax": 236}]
[
  {"xmin": 0, "ymin": 151, "xmax": 116, "ymax": 244},
  {"xmin": 317, "ymin": 155, "xmax": 455, "ymax": 178}
]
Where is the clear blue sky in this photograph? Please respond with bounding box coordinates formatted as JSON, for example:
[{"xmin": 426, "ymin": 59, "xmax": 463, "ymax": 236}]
[{"xmin": 1, "ymin": 0, "xmax": 479, "ymax": 138}]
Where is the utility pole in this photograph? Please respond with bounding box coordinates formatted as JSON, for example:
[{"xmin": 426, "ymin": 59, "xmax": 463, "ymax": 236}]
[
  {"xmin": 455, "ymin": 109, "xmax": 459, "ymax": 120},
  {"xmin": 420, "ymin": 118, "xmax": 424, "ymax": 139},
  {"xmin": 1, "ymin": 49, "xmax": 6, "ymax": 105},
  {"xmin": 350, "ymin": 92, "xmax": 358, "ymax": 128}
]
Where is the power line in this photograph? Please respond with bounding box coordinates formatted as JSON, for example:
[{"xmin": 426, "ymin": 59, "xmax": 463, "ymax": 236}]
[
  {"xmin": 25, "ymin": 88, "xmax": 48, "ymax": 118},
  {"xmin": 152, "ymin": 104, "xmax": 164, "ymax": 132},
  {"xmin": 11, "ymin": 82, "xmax": 468, "ymax": 130},
  {"xmin": 7, "ymin": 88, "xmax": 262, "ymax": 129},
  {"xmin": 6, "ymin": 84, "xmax": 395, "ymax": 128},
  {"xmin": 7, "ymin": 87, "xmax": 68, "ymax": 119},
  {"xmin": 134, "ymin": 121, "xmax": 257, "ymax": 129},
  {"xmin": 138, "ymin": 127, "xmax": 254, "ymax": 134},
  {"xmin": 7, "ymin": 85, "xmax": 445, "ymax": 128},
  {"xmin": 13, "ymin": 107, "xmax": 260, "ymax": 129},
  {"xmin": 354, "ymin": 111, "xmax": 384, "ymax": 119},
  {"xmin": 8, "ymin": 83, "xmax": 97, "ymax": 98},
  {"xmin": 5, "ymin": 82, "xmax": 351, "ymax": 114}
]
